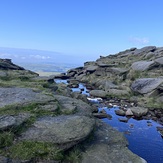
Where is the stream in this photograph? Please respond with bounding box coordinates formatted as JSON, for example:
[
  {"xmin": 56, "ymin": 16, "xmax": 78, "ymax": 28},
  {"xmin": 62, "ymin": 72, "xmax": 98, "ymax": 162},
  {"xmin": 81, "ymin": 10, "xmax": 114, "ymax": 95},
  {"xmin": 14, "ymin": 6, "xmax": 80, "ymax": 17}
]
[{"xmin": 55, "ymin": 79, "xmax": 163, "ymax": 163}]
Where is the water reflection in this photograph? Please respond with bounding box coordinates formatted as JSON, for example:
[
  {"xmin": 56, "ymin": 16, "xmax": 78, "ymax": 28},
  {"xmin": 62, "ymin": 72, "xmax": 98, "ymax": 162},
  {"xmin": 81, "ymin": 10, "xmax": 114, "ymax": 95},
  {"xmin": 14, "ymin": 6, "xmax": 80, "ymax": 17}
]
[{"xmin": 99, "ymin": 107, "xmax": 163, "ymax": 163}]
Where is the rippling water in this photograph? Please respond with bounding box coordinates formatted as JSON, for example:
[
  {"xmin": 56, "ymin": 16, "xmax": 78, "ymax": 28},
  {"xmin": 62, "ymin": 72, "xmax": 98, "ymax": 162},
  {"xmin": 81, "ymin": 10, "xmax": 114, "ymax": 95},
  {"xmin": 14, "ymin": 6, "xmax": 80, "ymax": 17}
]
[{"xmin": 55, "ymin": 79, "xmax": 163, "ymax": 163}]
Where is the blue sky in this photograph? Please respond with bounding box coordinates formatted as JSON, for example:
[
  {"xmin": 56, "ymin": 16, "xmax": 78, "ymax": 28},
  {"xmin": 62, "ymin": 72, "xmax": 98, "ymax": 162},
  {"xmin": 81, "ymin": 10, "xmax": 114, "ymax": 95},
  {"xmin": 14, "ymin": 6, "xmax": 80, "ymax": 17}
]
[{"xmin": 0, "ymin": 0, "xmax": 163, "ymax": 60}]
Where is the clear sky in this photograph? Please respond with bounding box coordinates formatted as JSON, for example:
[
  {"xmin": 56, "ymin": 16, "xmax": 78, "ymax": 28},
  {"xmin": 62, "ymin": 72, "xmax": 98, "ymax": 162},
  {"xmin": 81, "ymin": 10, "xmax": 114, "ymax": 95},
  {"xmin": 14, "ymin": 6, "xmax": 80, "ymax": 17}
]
[{"xmin": 0, "ymin": 0, "xmax": 163, "ymax": 59}]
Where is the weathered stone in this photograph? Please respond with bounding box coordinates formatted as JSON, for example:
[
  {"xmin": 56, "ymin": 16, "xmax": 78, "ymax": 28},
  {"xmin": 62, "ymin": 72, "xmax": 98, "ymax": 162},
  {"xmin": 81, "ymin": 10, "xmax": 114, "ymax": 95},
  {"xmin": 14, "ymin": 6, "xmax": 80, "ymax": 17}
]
[
  {"xmin": 155, "ymin": 57, "xmax": 163, "ymax": 65},
  {"xmin": 107, "ymin": 89, "xmax": 130, "ymax": 97},
  {"xmin": 118, "ymin": 117, "xmax": 129, "ymax": 123},
  {"xmin": 14, "ymin": 113, "xmax": 31, "ymax": 126},
  {"xmin": 97, "ymin": 63, "xmax": 117, "ymax": 67},
  {"xmin": 0, "ymin": 59, "xmax": 24, "ymax": 70},
  {"xmin": 131, "ymin": 61, "xmax": 157, "ymax": 71},
  {"xmin": 89, "ymin": 90, "xmax": 107, "ymax": 98},
  {"xmin": 106, "ymin": 67, "xmax": 129, "ymax": 75},
  {"xmin": 115, "ymin": 109, "xmax": 125, "ymax": 116},
  {"xmin": 93, "ymin": 113, "xmax": 111, "ymax": 119},
  {"xmin": 86, "ymin": 66, "xmax": 98, "ymax": 73},
  {"xmin": 0, "ymin": 115, "xmax": 16, "ymax": 130},
  {"xmin": 94, "ymin": 79, "xmax": 118, "ymax": 91},
  {"xmin": 94, "ymin": 67, "xmax": 106, "ymax": 76},
  {"xmin": 38, "ymin": 102, "xmax": 59, "ymax": 112},
  {"xmin": 0, "ymin": 113, "xmax": 31, "ymax": 130},
  {"xmin": 53, "ymin": 95, "xmax": 93, "ymax": 116},
  {"xmin": 0, "ymin": 87, "xmax": 54, "ymax": 108},
  {"xmin": 133, "ymin": 46, "xmax": 156, "ymax": 55},
  {"xmin": 131, "ymin": 78, "xmax": 163, "ymax": 95},
  {"xmin": 126, "ymin": 108, "xmax": 134, "ymax": 116},
  {"xmin": 130, "ymin": 107, "xmax": 148, "ymax": 117},
  {"xmin": 21, "ymin": 115, "xmax": 95, "ymax": 150},
  {"xmin": 145, "ymin": 52, "xmax": 155, "ymax": 59}
]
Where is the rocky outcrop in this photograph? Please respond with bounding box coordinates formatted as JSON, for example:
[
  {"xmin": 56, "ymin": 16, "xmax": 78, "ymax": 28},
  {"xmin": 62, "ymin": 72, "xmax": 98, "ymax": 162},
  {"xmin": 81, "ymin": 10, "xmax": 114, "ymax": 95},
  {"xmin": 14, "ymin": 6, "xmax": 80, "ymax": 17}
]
[
  {"xmin": 0, "ymin": 59, "xmax": 24, "ymax": 70},
  {"xmin": 66, "ymin": 46, "xmax": 162, "ymax": 109},
  {"xmin": 1, "ymin": 49, "xmax": 160, "ymax": 163},
  {"xmin": 133, "ymin": 46, "xmax": 156, "ymax": 56}
]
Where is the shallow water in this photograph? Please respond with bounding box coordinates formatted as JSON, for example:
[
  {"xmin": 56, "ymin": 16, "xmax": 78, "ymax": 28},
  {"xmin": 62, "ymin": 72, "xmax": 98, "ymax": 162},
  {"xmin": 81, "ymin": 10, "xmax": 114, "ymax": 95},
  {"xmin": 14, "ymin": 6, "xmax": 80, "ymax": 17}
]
[
  {"xmin": 55, "ymin": 79, "xmax": 163, "ymax": 163},
  {"xmin": 99, "ymin": 107, "xmax": 163, "ymax": 163}
]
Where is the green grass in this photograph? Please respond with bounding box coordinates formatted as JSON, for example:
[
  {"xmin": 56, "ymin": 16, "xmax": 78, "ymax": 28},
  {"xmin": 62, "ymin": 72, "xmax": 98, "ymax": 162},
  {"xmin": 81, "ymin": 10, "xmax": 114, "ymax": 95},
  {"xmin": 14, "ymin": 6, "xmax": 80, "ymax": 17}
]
[
  {"xmin": 0, "ymin": 132, "xmax": 14, "ymax": 148},
  {"xmin": 8, "ymin": 141, "xmax": 63, "ymax": 161},
  {"xmin": 0, "ymin": 102, "xmax": 61, "ymax": 117},
  {"xmin": 64, "ymin": 146, "xmax": 82, "ymax": 163}
]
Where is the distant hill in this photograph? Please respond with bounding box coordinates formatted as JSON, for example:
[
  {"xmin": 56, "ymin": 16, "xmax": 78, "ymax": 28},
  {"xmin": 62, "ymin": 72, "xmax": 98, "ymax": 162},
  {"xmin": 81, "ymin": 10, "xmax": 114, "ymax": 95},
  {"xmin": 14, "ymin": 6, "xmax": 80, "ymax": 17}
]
[{"xmin": 0, "ymin": 47, "xmax": 82, "ymax": 72}]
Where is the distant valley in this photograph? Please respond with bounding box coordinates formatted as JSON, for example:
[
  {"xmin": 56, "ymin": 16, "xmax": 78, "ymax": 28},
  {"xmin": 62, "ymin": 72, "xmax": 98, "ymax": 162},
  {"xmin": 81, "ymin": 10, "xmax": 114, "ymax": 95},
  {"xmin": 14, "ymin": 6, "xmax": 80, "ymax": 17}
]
[{"xmin": 0, "ymin": 47, "xmax": 84, "ymax": 74}]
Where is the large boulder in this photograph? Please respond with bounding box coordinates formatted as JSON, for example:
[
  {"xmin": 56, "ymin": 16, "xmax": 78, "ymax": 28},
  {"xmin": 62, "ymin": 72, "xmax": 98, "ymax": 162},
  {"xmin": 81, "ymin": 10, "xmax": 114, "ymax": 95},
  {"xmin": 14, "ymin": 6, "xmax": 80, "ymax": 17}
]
[
  {"xmin": 81, "ymin": 121, "xmax": 147, "ymax": 163},
  {"xmin": 131, "ymin": 61, "xmax": 157, "ymax": 71},
  {"xmin": 89, "ymin": 90, "xmax": 107, "ymax": 98},
  {"xmin": 155, "ymin": 57, "xmax": 163, "ymax": 66},
  {"xmin": 21, "ymin": 115, "xmax": 95, "ymax": 150},
  {"xmin": 130, "ymin": 107, "xmax": 148, "ymax": 118},
  {"xmin": 131, "ymin": 78, "xmax": 163, "ymax": 95}
]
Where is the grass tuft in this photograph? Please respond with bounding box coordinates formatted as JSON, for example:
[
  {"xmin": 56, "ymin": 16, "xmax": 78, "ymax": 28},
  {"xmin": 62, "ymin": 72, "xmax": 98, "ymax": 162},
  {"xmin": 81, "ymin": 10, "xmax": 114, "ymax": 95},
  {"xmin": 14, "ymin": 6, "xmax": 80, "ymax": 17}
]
[{"xmin": 9, "ymin": 141, "xmax": 64, "ymax": 161}]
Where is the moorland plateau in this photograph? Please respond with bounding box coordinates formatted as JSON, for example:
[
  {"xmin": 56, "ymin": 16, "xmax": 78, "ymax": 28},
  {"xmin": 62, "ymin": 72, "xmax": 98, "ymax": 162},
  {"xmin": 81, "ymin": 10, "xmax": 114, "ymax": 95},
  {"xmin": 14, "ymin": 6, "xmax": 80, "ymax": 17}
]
[{"xmin": 0, "ymin": 45, "xmax": 163, "ymax": 162}]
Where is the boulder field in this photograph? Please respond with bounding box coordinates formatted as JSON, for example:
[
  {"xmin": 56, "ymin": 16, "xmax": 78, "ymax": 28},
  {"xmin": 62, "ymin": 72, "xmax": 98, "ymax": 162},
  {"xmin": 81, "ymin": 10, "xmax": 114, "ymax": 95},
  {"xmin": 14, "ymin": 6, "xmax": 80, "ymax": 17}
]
[
  {"xmin": 62, "ymin": 46, "xmax": 163, "ymax": 124},
  {"xmin": 0, "ymin": 50, "xmax": 153, "ymax": 162}
]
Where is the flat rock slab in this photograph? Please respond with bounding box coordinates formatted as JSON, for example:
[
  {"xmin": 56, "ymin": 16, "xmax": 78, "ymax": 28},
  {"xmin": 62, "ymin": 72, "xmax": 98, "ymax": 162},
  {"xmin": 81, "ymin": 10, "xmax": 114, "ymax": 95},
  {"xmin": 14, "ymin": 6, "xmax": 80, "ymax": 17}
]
[
  {"xmin": 107, "ymin": 89, "xmax": 129, "ymax": 96},
  {"xmin": 54, "ymin": 95, "xmax": 93, "ymax": 116},
  {"xmin": 131, "ymin": 61, "xmax": 156, "ymax": 71},
  {"xmin": 108, "ymin": 67, "xmax": 129, "ymax": 75},
  {"xmin": 86, "ymin": 66, "xmax": 98, "ymax": 72},
  {"xmin": 89, "ymin": 90, "xmax": 107, "ymax": 98},
  {"xmin": 131, "ymin": 78, "xmax": 163, "ymax": 94},
  {"xmin": 21, "ymin": 115, "xmax": 95, "ymax": 150},
  {"xmin": 0, "ymin": 87, "xmax": 54, "ymax": 108},
  {"xmin": 81, "ymin": 121, "xmax": 147, "ymax": 163},
  {"xmin": 0, "ymin": 113, "xmax": 31, "ymax": 130}
]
